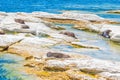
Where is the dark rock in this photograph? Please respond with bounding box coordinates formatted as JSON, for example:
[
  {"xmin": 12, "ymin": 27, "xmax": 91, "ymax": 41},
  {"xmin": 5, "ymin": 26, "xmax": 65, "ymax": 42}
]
[
  {"xmin": 21, "ymin": 24, "xmax": 30, "ymax": 29},
  {"xmin": 15, "ymin": 19, "xmax": 25, "ymax": 24},
  {"xmin": 101, "ymin": 30, "xmax": 111, "ymax": 38},
  {"xmin": 60, "ymin": 31, "xmax": 77, "ymax": 39},
  {"xmin": 47, "ymin": 52, "xmax": 70, "ymax": 58},
  {"xmin": 0, "ymin": 29, "xmax": 5, "ymax": 35}
]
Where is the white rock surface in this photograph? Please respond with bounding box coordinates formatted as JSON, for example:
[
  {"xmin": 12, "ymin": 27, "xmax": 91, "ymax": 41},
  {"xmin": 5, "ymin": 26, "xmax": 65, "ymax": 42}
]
[{"xmin": 0, "ymin": 35, "xmax": 24, "ymax": 51}]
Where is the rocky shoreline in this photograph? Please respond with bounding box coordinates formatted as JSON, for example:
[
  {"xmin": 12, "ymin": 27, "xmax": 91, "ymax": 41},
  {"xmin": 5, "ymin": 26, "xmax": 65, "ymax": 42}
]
[{"xmin": 0, "ymin": 11, "xmax": 120, "ymax": 80}]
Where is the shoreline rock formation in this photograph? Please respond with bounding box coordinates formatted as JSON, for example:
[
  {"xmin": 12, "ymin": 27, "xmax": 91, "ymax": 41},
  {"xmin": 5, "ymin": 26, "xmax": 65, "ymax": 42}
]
[{"xmin": 0, "ymin": 11, "xmax": 120, "ymax": 80}]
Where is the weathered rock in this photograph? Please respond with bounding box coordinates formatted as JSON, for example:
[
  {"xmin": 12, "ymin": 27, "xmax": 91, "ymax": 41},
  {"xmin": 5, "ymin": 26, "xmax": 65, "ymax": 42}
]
[
  {"xmin": 110, "ymin": 33, "xmax": 120, "ymax": 42},
  {"xmin": 46, "ymin": 58, "xmax": 120, "ymax": 75},
  {"xmin": 66, "ymin": 70, "xmax": 105, "ymax": 80},
  {"xmin": 0, "ymin": 35, "xmax": 24, "ymax": 51},
  {"xmin": 98, "ymin": 72, "xmax": 120, "ymax": 80},
  {"xmin": 60, "ymin": 31, "xmax": 77, "ymax": 39},
  {"xmin": 14, "ymin": 19, "xmax": 25, "ymax": 24},
  {"xmin": 47, "ymin": 52, "xmax": 70, "ymax": 58},
  {"xmin": 49, "ymin": 33, "xmax": 76, "ymax": 42},
  {"xmin": 8, "ymin": 37, "xmax": 58, "ymax": 58}
]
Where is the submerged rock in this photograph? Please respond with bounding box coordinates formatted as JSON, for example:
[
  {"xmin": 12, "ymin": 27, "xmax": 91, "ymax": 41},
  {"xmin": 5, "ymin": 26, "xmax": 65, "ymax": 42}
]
[{"xmin": 47, "ymin": 52, "xmax": 70, "ymax": 58}]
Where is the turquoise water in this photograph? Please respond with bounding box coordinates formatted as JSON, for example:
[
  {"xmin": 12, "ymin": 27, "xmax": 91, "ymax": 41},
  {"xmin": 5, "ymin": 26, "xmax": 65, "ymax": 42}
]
[{"xmin": 0, "ymin": 53, "xmax": 39, "ymax": 80}]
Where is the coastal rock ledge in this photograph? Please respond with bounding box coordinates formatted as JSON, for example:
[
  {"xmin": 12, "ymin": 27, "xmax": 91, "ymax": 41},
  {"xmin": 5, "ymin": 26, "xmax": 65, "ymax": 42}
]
[{"xmin": 0, "ymin": 11, "xmax": 120, "ymax": 80}]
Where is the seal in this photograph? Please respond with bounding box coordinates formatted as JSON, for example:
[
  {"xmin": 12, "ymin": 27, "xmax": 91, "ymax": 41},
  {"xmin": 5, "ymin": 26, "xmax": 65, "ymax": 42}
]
[
  {"xmin": 60, "ymin": 31, "xmax": 77, "ymax": 39},
  {"xmin": 101, "ymin": 30, "xmax": 112, "ymax": 38},
  {"xmin": 47, "ymin": 52, "xmax": 70, "ymax": 58},
  {"xmin": 15, "ymin": 19, "xmax": 25, "ymax": 24}
]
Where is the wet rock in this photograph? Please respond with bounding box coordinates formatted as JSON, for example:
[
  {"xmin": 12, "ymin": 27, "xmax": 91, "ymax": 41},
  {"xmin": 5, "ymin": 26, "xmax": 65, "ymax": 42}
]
[
  {"xmin": 101, "ymin": 30, "xmax": 111, "ymax": 38},
  {"xmin": 60, "ymin": 31, "xmax": 77, "ymax": 39},
  {"xmin": 47, "ymin": 52, "xmax": 70, "ymax": 58},
  {"xmin": 15, "ymin": 19, "xmax": 25, "ymax": 24},
  {"xmin": 21, "ymin": 24, "xmax": 30, "ymax": 29},
  {"xmin": 0, "ymin": 29, "xmax": 5, "ymax": 35}
]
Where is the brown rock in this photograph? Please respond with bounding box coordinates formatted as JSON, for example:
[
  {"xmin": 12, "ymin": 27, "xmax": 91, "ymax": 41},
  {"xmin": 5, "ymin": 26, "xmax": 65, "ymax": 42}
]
[
  {"xmin": 15, "ymin": 19, "xmax": 25, "ymax": 24},
  {"xmin": 47, "ymin": 52, "xmax": 70, "ymax": 58},
  {"xmin": 60, "ymin": 31, "xmax": 77, "ymax": 39},
  {"xmin": 21, "ymin": 24, "xmax": 30, "ymax": 29}
]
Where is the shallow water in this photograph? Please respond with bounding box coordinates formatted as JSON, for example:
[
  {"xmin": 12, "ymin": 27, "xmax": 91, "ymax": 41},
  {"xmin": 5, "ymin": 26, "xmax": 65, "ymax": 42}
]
[
  {"xmin": 53, "ymin": 24, "xmax": 120, "ymax": 61},
  {"xmin": 0, "ymin": 53, "xmax": 39, "ymax": 80}
]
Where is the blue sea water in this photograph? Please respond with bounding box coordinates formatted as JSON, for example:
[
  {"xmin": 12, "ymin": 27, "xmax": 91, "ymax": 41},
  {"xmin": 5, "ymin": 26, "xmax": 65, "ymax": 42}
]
[
  {"xmin": 0, "ymin": 0, "xmax": 120, "ymax": 21},
  {"xmin": 0, "ymin": 0, "xmax": 120, "ymax": 13}
]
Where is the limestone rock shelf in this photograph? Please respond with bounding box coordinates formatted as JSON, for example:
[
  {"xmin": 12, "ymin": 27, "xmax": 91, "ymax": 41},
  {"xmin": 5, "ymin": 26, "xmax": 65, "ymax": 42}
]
[{"xmin": 0, "ymin": 11, "xmax": 120, "ymax": 80}]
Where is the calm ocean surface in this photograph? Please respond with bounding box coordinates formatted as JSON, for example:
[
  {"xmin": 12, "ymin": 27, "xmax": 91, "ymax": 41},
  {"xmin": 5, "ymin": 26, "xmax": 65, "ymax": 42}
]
[
  {"xmin": 0, "ymin": 0, "xmax": 120, "ymax": 21},
  {"xmin": 0, "ymin": 0, "xmax": 120, "ymax": 80}
]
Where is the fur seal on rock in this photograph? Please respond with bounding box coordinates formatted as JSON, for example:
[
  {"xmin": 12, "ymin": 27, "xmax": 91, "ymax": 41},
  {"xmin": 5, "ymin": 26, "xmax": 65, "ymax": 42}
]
[
  {"xmin": 15, "ymin": 19, "xmax": 25, "ymax": 24},
  {"xmin": 21, "ymin": 24, "xmax": 30, "ymax": 29},
  {"xmin": 101, "ymin": 30, "xmax": 112, "ymax": 38},
  {"xmin": 60, "ymin": 31, "xmax": 77, "ymax": 39},
  {"xmin": 47, "ymin": 52, "xmax": 70, "ymax": 58}
]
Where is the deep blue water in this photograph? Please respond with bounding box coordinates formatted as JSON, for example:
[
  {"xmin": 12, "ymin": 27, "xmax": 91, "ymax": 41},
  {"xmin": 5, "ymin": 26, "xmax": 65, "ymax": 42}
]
[
  {"xmin": 0, "ymin": 0, "xmax": 120, "ymax": 13},
  {"xmin": 0, "ymin": 0, "xmax": 120, "ymax": 21}
]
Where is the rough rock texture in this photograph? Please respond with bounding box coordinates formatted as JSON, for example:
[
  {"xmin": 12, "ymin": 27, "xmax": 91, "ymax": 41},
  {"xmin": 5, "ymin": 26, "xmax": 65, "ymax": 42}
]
[
  {"xmin": 0, "ymin": 35, "xmax": 23, "ymax": 51},
  {"xmin": 8, "ymin": 37, "xmax": 58, "ymax": 58},
  {"xmin": 0, "ymin": 11, "xmax": 120, "ymax": 80}
]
